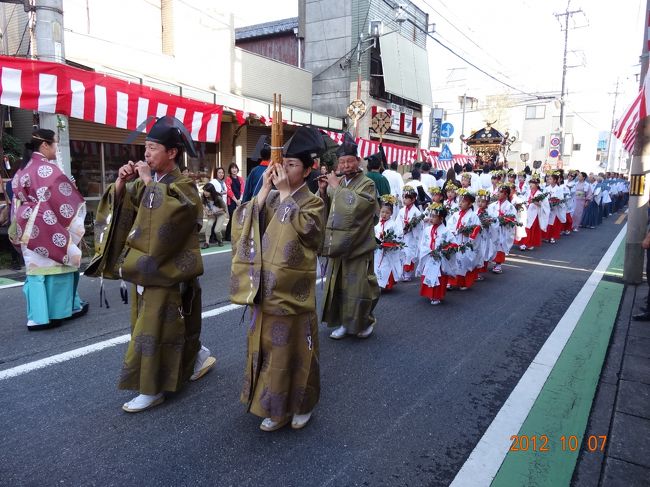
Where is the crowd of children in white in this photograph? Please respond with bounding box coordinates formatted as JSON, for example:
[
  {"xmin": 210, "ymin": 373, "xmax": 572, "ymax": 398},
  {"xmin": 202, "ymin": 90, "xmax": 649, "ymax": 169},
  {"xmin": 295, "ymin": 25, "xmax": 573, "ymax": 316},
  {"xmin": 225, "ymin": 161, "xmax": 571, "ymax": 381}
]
[{"xmin": 374, "ymin": 168, "xmax": 629, "ymax": 305}]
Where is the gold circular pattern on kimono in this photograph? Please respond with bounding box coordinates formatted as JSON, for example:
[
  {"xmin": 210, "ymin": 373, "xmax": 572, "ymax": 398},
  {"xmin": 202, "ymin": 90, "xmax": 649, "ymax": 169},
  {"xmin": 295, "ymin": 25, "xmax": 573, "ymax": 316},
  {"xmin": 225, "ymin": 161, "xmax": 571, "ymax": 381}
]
[
  {"xmin": 276, "ymin": 200, "xmax": 297, "ymax": 224},
  {"xmin": 237, "ymin": 238, "xmax": 256, "ymax": 263},
  {"xmin": 159, "ymin": 302, "xmax": 181, "ymax": 324},
  {"xmin": 291, "ymin": 277, "xmax": 311, "ymax": 302},
  {"xmin": 59, "ymin": 203, "xmax": 74, "ymax": 219},
  {"xmin": 229, "ymin": 274, "xmax": 240, "ymax": 296},
  {"xmin": 136, "ymin": 255, "xmax": 159, "ymax": 275},
  {"xmin": 30, "ymin": 224, "xmax": 40, "ymax": 239},
  {"xmin": 259, "ymin": 387, "xmax": 288, "ymax": 418},
  {"xmin": 15, "ymin": 223, "xmax": 22, "ymax": 239},
  {"xmin": 157, "ymin": 223, "xmax": 175, "ymax": 245},
  {"xmin": 283, "ymin": 240, "xmax": 305, "ymax": 267},
  {"xmin": 134, "ymin": 334, "xmax": 158, "ymax": 356},
  {"xmin": 174, "ymin": 249, "xmax": 198, "ymax": 273},
  {"xmin": 271, "ymin": 320, "xmax": 290, "ymax": 346},
  {"xmin": 21, "ymin": 206, "xmax": 32, "ymax": 220},
  {"xmin": 143, "ymin": 185, "xmax": 164, "ymax": 210},
  {"xmin": 260, "ymin": 270, "xmax": 277, "ymax": 298}
]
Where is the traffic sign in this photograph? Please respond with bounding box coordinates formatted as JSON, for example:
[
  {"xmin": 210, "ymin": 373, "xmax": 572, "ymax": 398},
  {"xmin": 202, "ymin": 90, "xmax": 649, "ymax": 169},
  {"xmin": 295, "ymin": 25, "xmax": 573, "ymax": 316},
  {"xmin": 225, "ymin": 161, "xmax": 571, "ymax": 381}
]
[
  {"xmin": 550, "ymin": 136, "xmax": 561, "ymax": 147},
  {"xmin": 440, "ymin": 137, "xmax": 454, "ymax": 143},
  {"xmin": 440, "ymin": 122, "xmax": 454, "ymax": 138},
  {"xmin": 549, "ymin": 149, "xmax": 560, "ymax": 158},
  {"xmin": 439, "ymin": 143, "xmax": 453, "ymax": 161}
]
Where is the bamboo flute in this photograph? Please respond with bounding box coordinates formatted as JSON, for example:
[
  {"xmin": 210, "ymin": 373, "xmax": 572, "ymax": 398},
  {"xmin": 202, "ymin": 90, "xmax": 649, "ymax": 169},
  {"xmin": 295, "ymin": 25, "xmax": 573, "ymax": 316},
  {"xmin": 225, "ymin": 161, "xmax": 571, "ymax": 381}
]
[{"xmin": 271, "ymin": 93, "xmax": 284, "ymax": 166}]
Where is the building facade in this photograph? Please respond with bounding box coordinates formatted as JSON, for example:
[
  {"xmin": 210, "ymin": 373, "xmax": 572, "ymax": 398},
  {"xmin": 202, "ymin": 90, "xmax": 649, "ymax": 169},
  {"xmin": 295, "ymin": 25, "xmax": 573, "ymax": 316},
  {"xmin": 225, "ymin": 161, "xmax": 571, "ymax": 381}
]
[
  {"xmin": 302, "ymin": 0, "xmax": 432, "ymax": 149},
  {"xmin": 0, "ymin": 0, "xmax": 342, "ymax": 213}
]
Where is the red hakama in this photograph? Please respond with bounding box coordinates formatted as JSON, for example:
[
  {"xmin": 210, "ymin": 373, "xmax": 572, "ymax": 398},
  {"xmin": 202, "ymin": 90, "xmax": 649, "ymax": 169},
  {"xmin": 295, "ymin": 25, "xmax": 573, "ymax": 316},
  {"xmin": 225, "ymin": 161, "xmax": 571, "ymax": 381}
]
[
  {"xmin": 420, "ymin": 275, "xmax": 448, "ymax": 301},
  {"xmin": 525, "ymin": 218, "xmax": 543, "ymax": 248}
]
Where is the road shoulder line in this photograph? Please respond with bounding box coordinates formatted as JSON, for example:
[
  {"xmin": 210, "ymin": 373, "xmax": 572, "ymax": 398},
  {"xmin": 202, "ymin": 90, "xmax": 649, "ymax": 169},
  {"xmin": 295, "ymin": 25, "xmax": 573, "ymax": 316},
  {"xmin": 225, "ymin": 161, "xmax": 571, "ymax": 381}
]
[{"xmin": 450, "ymin": 224, "xmax": 627, "ymax": 487}]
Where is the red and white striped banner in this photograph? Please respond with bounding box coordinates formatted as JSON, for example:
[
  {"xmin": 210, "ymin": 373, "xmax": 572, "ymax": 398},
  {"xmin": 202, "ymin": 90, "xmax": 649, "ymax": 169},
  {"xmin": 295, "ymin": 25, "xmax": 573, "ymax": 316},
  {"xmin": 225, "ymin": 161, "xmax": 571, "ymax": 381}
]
[
  {"xmin": 321, "ymin": 129, "xmax": 473, "ymax": 170},
  {"xmin": 613, "ymin": 71, "xmax": 649, "ymax": 154},
  {"xmin": 0, "ymin": 55, "xmax": 223, "ymax": 142}
]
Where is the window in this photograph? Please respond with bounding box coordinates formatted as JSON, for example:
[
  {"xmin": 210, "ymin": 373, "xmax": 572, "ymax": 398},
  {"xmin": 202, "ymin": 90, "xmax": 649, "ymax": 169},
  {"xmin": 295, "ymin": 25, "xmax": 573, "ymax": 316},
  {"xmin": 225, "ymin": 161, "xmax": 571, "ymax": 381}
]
[
  {"xmin": 537, "ymin": 136, "xmax": 545, "ymax": 149},
  {"xmin": 526, "ymin": 105, "xmax": 546, "ymax": 119},
  {"xmin": 573, "ymin": 143, "xmax": 581, "ymax": 151},
  {"xmin": 70, "ymin": 141, "xmax": 103, "ymax": 198}
]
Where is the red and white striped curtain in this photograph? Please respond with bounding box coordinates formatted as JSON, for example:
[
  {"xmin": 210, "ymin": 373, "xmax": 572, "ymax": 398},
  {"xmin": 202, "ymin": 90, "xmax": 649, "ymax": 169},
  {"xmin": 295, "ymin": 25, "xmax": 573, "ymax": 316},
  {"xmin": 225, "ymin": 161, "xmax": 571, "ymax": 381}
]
[
  {"xmin": 0, "ymin": 55, "xmax": 224, "ymax": 142},
  {"xmin": 321, "ymin": 129, "xmax": 473, "ymax": 170}
]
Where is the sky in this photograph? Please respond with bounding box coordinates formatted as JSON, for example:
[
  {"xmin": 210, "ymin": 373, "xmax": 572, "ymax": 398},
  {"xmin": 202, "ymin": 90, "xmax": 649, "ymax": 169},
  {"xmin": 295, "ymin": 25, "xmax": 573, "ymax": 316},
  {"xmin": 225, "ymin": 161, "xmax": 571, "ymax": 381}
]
[{"xmin": 225, "ymin": 0, "xmax": 645, "ymax": 131}]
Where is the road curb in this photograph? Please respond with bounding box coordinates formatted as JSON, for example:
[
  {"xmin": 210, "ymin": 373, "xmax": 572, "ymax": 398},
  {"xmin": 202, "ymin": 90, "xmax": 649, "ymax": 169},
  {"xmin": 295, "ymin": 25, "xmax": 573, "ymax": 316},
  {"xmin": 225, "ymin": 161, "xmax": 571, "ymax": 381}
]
[{"xmin": 490, "ymin": 239, "xmax": 626, "ymax": 486}]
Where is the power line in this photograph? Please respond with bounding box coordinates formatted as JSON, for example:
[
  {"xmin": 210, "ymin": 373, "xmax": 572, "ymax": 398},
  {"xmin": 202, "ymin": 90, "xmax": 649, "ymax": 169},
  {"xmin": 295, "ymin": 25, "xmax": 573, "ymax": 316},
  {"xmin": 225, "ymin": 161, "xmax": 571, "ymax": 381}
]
[{"xmin": 419, "ymin": 0, "xmax": 514, "ymax": 78}]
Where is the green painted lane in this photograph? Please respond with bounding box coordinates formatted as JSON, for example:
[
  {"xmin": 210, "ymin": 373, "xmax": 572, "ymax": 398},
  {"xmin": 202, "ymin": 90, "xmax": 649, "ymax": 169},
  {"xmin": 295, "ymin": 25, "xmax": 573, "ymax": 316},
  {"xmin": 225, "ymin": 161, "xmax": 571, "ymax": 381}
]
[
  {"xmin": 0, "ymin": 277, "xmax": 21, "ymax": 287},
  {"xmin": 491, "ymin": 241, "xmax": 625, "ymax": 486}
]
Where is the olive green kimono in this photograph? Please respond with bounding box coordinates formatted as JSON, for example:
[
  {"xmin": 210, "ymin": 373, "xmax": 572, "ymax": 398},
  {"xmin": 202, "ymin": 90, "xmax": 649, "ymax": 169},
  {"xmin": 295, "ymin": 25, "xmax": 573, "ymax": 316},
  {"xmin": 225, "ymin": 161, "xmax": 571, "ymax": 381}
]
[
  {"xmin": 320, "ymin": 173, "xmax": 380, "ymax": 334},
  {"xmin": 86, "ymin": 168, "xmax": 204, "ymax": 395},
  {"xmin": 230, "ymin": 184, "xmax": 323, "ymax": 420}
]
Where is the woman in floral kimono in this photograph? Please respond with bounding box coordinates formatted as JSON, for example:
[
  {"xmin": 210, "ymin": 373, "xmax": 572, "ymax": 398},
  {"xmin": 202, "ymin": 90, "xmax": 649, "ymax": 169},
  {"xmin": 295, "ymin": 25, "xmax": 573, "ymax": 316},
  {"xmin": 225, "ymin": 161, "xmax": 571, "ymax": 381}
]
[
  {"xmin": 10, "ymin": 129, "xmax": 88, "ymax": 330},
  {"xmin": 230, "ymin": 127, "xmax": 325, "ymax": 432}
]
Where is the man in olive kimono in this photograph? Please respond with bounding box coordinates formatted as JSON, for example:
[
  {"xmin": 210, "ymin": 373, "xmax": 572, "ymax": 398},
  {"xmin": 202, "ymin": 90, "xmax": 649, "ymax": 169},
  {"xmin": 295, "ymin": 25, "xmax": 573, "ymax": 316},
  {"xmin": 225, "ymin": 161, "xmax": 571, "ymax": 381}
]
[
  {"xmin": 319, "ymin": 133, "xmax": 380, "ymax": 339},
  {"xmin": 86, "ymin": 116, "xmax": 216, "ymax": 413},
  {"xmin": 230, "ymin": 126, "xmax": 325, "ymax": 431}
]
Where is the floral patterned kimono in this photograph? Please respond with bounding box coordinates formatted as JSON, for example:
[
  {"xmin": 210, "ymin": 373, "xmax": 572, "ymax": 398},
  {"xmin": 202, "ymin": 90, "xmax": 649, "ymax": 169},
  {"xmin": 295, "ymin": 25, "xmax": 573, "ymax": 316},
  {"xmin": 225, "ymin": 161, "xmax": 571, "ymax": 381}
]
[
  {"xmin": 10, "ymin": 153, "xmax": 86, "ymax": 326},
  {"xmin": 230, "ymin": 184, "xmax": 323, "ymax": 421}
]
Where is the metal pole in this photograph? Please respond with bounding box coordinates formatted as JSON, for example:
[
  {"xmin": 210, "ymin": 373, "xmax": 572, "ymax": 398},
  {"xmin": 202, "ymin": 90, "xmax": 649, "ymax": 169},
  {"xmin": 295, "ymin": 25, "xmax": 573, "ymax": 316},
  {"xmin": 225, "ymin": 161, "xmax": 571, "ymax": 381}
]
[
  {"xmin": 606, "ymin": 78, "xmax": 620, "ymax": 171},
  {"xmin": 558, "ymin": 0, "xmax": 570, "ymax": 162},
  {"xmin": 623, "ymin": 0, "xmax": 650, "ymax": 284},
  {"xmin": 31, "ymin": 0, "xmax": 72, "ymax": 176},
  {"xmin": 460, "ymin": 93, "xmax": 466, "ymax": 155}
]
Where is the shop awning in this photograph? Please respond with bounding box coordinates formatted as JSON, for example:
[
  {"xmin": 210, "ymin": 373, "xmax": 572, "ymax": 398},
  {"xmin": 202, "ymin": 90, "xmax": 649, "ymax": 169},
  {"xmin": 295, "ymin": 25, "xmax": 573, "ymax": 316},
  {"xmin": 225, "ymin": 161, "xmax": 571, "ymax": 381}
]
[
  {"xmin": 0, "ymin": 55, "xmax": 223, "ymax": 142},
  {"xmin": 379, "ymin": 33, "xmax": 433, "ymax": 107},
  {"xmin": 322, "ymin": 130, "xmax": 473, "ymax": 170}
]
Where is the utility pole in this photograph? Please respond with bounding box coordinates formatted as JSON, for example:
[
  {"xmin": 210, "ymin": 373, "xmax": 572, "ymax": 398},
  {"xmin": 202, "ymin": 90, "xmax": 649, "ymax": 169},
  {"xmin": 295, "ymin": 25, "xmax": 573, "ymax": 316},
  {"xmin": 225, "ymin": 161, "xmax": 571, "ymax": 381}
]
[
  {"xmin": 29, "ymin": 0, "xmax": 71, "ymax": 176},
  {"xmin": 624, "ymin": 0, "xmax": 650, "ymax": 284},
  {"xmin": 554, "ymin": 1, "xmax": 583, "ymax": 164},
  {"xmin": 607, "ymin": 78, "xmax": 622, "ymax": 171},
  {"xmin": 460, "ymin": 92, "xmax": 466, "ymax": 155}
]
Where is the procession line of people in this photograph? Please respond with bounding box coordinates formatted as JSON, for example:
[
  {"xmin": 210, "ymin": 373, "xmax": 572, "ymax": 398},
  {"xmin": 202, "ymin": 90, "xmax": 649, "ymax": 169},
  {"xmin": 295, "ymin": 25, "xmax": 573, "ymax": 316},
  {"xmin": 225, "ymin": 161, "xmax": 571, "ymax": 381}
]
[{"xmin": 373, "ymin": 168, "xmax": 628, "ymax": 307}]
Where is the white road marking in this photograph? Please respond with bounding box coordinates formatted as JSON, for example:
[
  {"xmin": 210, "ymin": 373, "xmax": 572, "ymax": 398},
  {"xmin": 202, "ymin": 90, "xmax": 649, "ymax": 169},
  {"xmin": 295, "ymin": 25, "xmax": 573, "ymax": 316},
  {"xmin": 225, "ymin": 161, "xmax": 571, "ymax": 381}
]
[
  {"xmin": 0, "ymin": 300, "xmax": 242, "ymax": 381},
  {"xmin": 0, "ymin": 277, "xmax": 325, "ymax": 381},
  {"xmin": 450, "ymin": 223, "xmax": 627, "ymax": 487},
  {"xmin": 0, "ymin": 247, "xmax": 233, "ymax": 290}
]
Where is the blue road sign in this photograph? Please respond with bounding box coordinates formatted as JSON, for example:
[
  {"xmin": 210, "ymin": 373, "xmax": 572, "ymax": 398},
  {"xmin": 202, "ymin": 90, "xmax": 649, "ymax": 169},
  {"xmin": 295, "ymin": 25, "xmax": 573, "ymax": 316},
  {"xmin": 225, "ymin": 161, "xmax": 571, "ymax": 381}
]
[
  {"xmin": 440, "ymin": 122, "xmax": 454, "ymax": 138},
  {"xmin": 439, "ymin": 143, "xmax": 453, "ymax": 161}
]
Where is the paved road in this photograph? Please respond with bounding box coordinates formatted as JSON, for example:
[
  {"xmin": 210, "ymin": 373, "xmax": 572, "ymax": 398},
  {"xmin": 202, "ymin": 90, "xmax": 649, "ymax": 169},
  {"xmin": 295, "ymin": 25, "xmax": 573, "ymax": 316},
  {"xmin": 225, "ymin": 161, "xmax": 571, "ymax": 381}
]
[{"xmin": 0, "ymin": 217, "xmax": 625, "ymax": 486}]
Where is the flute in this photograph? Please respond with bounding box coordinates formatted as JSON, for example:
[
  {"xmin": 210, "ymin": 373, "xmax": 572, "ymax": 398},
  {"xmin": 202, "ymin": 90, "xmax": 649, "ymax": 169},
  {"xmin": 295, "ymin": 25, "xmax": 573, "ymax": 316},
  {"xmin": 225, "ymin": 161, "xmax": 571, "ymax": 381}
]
[{"xmin": 318, "ymin": 169, "xmax": 363, "ymax": 180}]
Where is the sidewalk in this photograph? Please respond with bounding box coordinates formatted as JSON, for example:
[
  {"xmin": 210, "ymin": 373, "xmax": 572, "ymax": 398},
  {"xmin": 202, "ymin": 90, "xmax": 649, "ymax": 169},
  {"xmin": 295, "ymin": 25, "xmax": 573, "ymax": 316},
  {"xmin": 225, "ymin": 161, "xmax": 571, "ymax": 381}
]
[{"xmin": 573, "ymin": 281, "xmax": 650, "ymax": 486}]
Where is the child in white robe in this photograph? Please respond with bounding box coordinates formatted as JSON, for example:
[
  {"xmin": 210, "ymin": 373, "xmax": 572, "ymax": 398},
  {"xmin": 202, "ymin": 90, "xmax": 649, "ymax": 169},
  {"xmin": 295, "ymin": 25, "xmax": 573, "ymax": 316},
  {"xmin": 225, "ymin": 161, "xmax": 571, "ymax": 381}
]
[
  {"xmin": 488, "ymin": 185, "xmax": 517, "ymax": 274},
  {"xmin": 523, "ymin": 175, "xmax": 550, "ymax": 250},
  {"xmin": 374, "ymin": 198, "xmax": 404, "ymax": 290},
  {"xmin": 398, "ymin": 185, "xmax": 423, "ymax": 281},
  {"xmin": 446, "ymin": 190, "xmax": 481, "ymax": 290},
  {"xmin": 417, "ymin": 203, "xmax": 453, "ymax": 305},
  {"xmin": 475, "ymin": 189, "xmax": 497, "ymax": 279}
]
